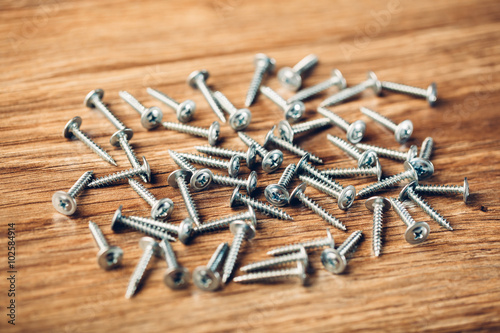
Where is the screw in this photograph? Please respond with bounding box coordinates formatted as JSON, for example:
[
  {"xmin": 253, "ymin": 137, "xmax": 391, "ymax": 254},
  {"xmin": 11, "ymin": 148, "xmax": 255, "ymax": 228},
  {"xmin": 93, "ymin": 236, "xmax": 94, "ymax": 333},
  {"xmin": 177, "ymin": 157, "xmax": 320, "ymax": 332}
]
[
  {"xmin": 399, "ymin": 181, "xmax": 453, "ymax": 231},
  {"xmin": 390, "ymin": 198, "xmax": 430, "ymax": 244},
  {"xmin": 234, "ymin": 261, "xmax": 308, "ymax": 285},
  {"xmin": 277, "ymin": 54, "xmax": 319, "ymax": 91},
  {"xmin": 237, "ymin": 131, "xmax": 283, "ymax": 173},
  {"xmin": 187, "ymin": 70, "xmax": 226, "ymax": 123},
  {"xmin": 162, "ymin": 120, "xmax": 220, "ymax": 146},
  {"xmin": 168, "ymin": 150, "xmax": 213, "ymax": 191},
  {"xmin": 125, "ymin": 236, "xmax": 161, "ymax": 299},
  {"xmin": 109, "ymin": 129, "xmax": 148, "ymax": 183},
  {"xmin": 87, "ymin": 157, "xmax": 151, "ymax": 188},
  {"xmin": 277, "ymin": 118, "xmax": 332, "ymax": 143},
  {"xmin": 119, "ymin": 90, "xmax": 163, "ymax": 129},
  {"xmin": 298, "ymin": 174, "xmax": 356, "ymax": 211},
  {"xmin": 158, "ymin": 239, "xmax": 190, "ymax": 290},
  {"xmin": 356, "ymin": 142, "xmax": 418, "ymax": 162},
  {"xmin": 52, "ymin": 171, "xmax": 93, "ymax": 215},
  {"xmin": 167, "ymin": 169, "xmax": 203, "ymax": 227},
  {"xmin": 419, "ymin": 137, "xmax": 434, "ymax": 160},
  {"xmin": 84, "ymin": 89, "xmax": 131, "ymax": 132},
  {"xmin": 321, "ymin": 230, "xmax": 363, "ymax": 274},
  {"xmin": 124, "ymin": 214, "xmax": 195, "ymax": 245},
  {"xmin": 264, "ymin": 163, "xmax": 296, "ymax": 207},
  {"xmin": 288, "ymin": 69, "xmax": 347, "ymax": 102},
  {"xmin": 212, "ymin": 171, "xmax": 258, "ymax": 195},
  {"xmin": 320, "ymin": 71, "xmax": 382, "ymax": 107},
  {"xmin": 147, "ymin": 87, "xmax": 196, "ymax": 123},
  {"xmin": 260, "ymin": 86, "xmax": 305, "ymax": 123},
  {"xmin": 195, "ymin": 144, "xmax": 258, "ymax": 170},
  {"xmin": 230, "ymin": 185, "xmax": 293, "ymax": 220},
  {"xmin": 317, "ymin": 107, "xmax": 366, "ymax": 143},
  {"xmin": 264, "ymin": 126, "xmax": 324, "ymax": 164},
  {"xmin": 222, "ymin": 220, "xmax": 256, "ymax": 284},
  {"xmin": 320, "ymin": 159, "xmax": 382, "ymax": 181},
  {"xmin": 365, "ymin": 196, "xmax": 391, "ymax": 257},
  {"xmin": 177, "ymin": 152, "xmax": 241, "ymax": 177},
  {"xmin": 289, "ymin": 183, "xmax": 346, "ymax": 231},
  {"xmin": 414, "ymin": 177, "xmax": 469, "ymax": 203},
  {"xmin": 88, "ymin": 221, "xmax": 123, "ymax": 270},
  {"xmin": 326, "ymin": 134, "xmax": 378, "ymax": 167},
  {"xmin": 241, "ymin": 246, "xmax": 308, "ymax": 273},
  {"xmin": 245, "ymin": 53, "xmax": 276, "ymax": 107},
  {"xmin": 213, "ymin": 91, "xmax": 252, "ymax": 131},
  {"xmin": 267, "ymin": 228, "xmax": 335, "ymax": 256},
  {"xmin": 360, "ymin": 107, "xmax": 413, "ymax": 144},
  {"xmin": 193, "ymin": 242, "xmax": 230, "ymax": 291},
  {"xmin": 63, "ymin": 117, "xmax": 117, "ymax": 166},
  {"xmin": 128, "ymin": 178, "xmax": 174, "ymax": 220},
  {"xmin": 381, "ymin": 81, "xmax": 437, "ymax": 106},
  {"xmin": 195, "ymin": 206, "xmax": 257, "ymax": 235}
]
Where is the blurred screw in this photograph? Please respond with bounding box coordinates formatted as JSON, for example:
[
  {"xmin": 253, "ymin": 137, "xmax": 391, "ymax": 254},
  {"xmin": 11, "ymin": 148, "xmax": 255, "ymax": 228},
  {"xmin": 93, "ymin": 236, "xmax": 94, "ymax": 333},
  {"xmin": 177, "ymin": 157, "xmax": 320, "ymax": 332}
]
[
  {"xmin": 168, "ymin": 150, "xmax": 213, "ymax": 191},
  {"xmin": 213, "ymin": 91, "xmax": 252, "ymax": 131},
  {"xmin": 356, "ymin": 142, "xmax": 418, "ymax": 162},
  {"xmin": 159, "ymin": 239, "xmax": 190, "ymax": 290},
  {"xmin": 162, "ymin": 120, "xmax": 220, "ymax": 146},
  {"xmin": 195, "ymin": 144, "xmax": 258, "ymax": 170},
  {"xmin": 187, "ymin": 70, "xmax": 226, "ymax": 123},
  {"xmin": 125, "ymin": 237, "xmax": 161, "ymax": 299},
  {"xmin": 320, "ymin": 71, "xmax": 381, "ymax": 107},
  {"xmin": 278, "ymin": 54, "xmax": 318, "ymax": 91},
  {"xmin": 241, "ymin": 246, "xmax": 308, "ymax": 272},
  {"xmin": 177, "ymin": 152, "xmax": 241, "ymax": 177},
  {"xmin": 414, "ymin": 177, "xmax": 469, "ymax": 203},
  {"xmin": 167, "ymin": 169, "xmax": 202, "ymax": 227},
  {"xmin": 87, "ymin": 157, "xmax": 151, "ymax": 187},
  {"xmin": 318, "ymin": 107, "xmax": 366, "ymax": 143},
  {"xmin": 267, "ymin": 228, "xmax": 335, "ymax": 256},
  {"xmin": 147, "ymin": 87, "xmax": 196, "ymax": 123},
  {"xmin": 260, "ymin": 86, "xmax": 305, "ymax": 123},
  {"xmin": 326, "ymin": 134, "xmax": 378, "ymax": 167},
  {"xmin": 321, "ymin": 230, "xmax": 363, "ymax": 274},
  {"xmin": 234, "ymin": 261, "xmax": 308, "ymax": 285},
  {"xmin": 230, "ymin": 185, "xmax": 293, "ymax": 220},
  {"xmin": 222, "ymin": 220, "xmax": 256, "ymax": 284},
  {"xmin": 390, "ymin": 198, "xmax": 430, "ymax": 244},
  {"xmin": 119, "ymin": 90, "xmax": 163, "ymax": 129},
  {"xmin": 238, "ymin": 131, "xmax": 283, "ymax": 173},
  {"xmin": 128, "ymin": 178, "xmax": 174, "ymax": 220},
  {"xmin": 419, "ymin": 137, "xmax": 434, "ymax": 160},
  {"xmin": 320, "ymin": 159, "xmax": 382, "ymax": 181},
  {"xmin": 360, "ymin": 107, "xmax": 413, "ymax": 144},
  {"xmin": 88, "ymin": 221, "xmax": 123, "ymax": 270},
  {"xmin": 245, "ymin": 53, "xmax": 276, "ymax": 107},
  {"xmin": 277, "ymin": 118, "xmax": 332, "ymax": 142},
  {"xmin": 195, "ymin": 206, "xmax": 257, "ymax": 235},
  {"xmin": 265, "ymin": 126, "xmax": 323, "ymax": 164},
  {"xmin": 212, "ymin": 171, "xmax": 258, "ymax": 195},
  {"xmin": 381, "ymin": 81, "xmax": 437, "ymax": 106},
  {"xmin": 288, "ymin": 69, "xmax": 346, "ymax": 102},
  {"xmin": 193, "ymin": 242, "xmax": 230, "ymax": 291}
]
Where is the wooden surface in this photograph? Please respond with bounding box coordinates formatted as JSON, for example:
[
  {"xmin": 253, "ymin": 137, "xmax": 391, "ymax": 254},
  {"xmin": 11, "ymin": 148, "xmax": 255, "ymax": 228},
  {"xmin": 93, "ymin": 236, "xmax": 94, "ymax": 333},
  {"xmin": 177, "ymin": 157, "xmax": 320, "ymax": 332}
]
[{"xmin": 1, "ymin": 0, "xmax": 500, "ymax": 332}]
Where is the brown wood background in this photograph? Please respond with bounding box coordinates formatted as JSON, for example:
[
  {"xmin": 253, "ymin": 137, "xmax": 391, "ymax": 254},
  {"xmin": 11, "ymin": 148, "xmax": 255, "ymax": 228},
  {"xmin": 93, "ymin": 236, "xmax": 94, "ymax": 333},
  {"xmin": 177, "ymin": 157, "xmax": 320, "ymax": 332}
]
[{"xmin": 1, "ymin": 0, "xmax": 500, "ymax": 332}]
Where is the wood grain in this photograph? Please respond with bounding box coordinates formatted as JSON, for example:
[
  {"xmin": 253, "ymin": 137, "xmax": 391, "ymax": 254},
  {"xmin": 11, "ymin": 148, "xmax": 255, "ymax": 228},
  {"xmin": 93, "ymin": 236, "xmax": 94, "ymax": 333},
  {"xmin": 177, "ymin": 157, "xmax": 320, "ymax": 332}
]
[{"xmin": 1, "ymin": 0, "xmax": 500, "ymax": 332}]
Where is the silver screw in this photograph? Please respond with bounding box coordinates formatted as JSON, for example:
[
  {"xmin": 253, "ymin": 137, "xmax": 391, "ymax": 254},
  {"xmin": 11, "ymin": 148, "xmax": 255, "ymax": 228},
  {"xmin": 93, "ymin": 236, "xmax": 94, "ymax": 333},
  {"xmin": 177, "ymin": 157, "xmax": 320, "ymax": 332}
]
[
  {"xmin": 356, "ymin": 142, "xmax": 418, "ymax": 162},
  {"xmin": 213, "ymin": 91, "xmax": 252, "ymax": 131},
  {"xmin": 264, "ymin": 126, "xmax": 324, "ymax": 164},
  {"xmin": 288, "ymin": 69, "xmax": 346, "ymax": 102},
  {"xmin": 267, "ymin": 228, "xmax": 335, "ymax": 256},
  {"xmin": 298, "ymin": 174, "xmax": 356, "ymax": 211},
  {"xmin": 321, "ymin": 230, "xmax": 363, "ymax": 274},
  {"xmin": 86, "ymin": 157, "xmax": 151, "ymax": 188},
  {"xmin": 195, "ymin": 144, "xmax": 258, "ymax": 170},
  {"xmin": 158, "ymin": 239, "xmax": 190, "ymax": 290},
  {"xmin": 399, "ymin": 181, "xmax": 453, "ymax": 231},
  {"xmin": 147, "ymin": 87, "xmax": 196, "ymax": 123},
  {"xmin": 260, "ymin": 86, "xmax": 305, "ymax": 123},
  {"xmin": 381, "ymin": 81, "xmax": 437, "ymax": 106},
  {"xmin": 234, "ymin": 261, "xmax": 308, "ymax": 285},
  {"xmin": 320, "ymin": 71, "xmax": 382, "ymax": 107},
  {"xmin": 419, "ymin": 137, "xmax": 434, "ymax": 160},
  {"xmin": 167, "ymin": 169, "xmax": 202, "ymax": 227},
  {"xmin": 52, "ymin": 171, "xmax": 93, "ymax": 215},
  {"xmin": 195, "ymin": 206, "xmax": 257, "ymax": 235},
  {"xmin": 365, "ymin": 197, "xmax": 391, "ymax": 257},
  {"xmin": 177, "ymin": 152, "xmax": 241, "ymax": 177},
  {"xmin": 390, "ymin": 198, "xmax": 430, "ymax": 244},
  {"xmin": 230, "ymin": 185, "xmax": 293, "ymax": 220},
  {"xmin": 317, "ymin": 107, "xmax": 366, "ymax": 143},
  {"xmin": 320, "ymin": 159, "xmax": 382, "ymax": 181},
  {"xmin": 125, "ymin": 236, "xmax": 161, "ymax": 299},
  {"xmin": 238, "ymin": 131, "xmax": 283, "ymax": 173},
  {"xmin": 289, "ymin": 183, "xmax": 346, "ymax": 231},
  {"xmin": 109, "ymin": 129, "xmax": 148, "ymax": 183},
  {"xmin": 84, "ymin": 89, "xmax": 130, "ymax": 131},
  {"xmin": 245, "ymin": 53, "xmax": 276, "ymax": 107},
  {"xmin": 193, "ymin": 242, "xmax": 230, "ymax": 291},
  {"xmin": 128, "ymin": 178, "xmax": 174, "ymax": 220},
  {"xmin": 119, "ymin": 90, "xmax": 163, "ymax": 129},
  {"xmin": 168, "ymin": 150, "xmax": 213, "ymax": 191},
  {"xmin": 222, "ymin": 220, "xmax": 256, "ymax": 284},
  {"xmin": 125, "ymin": 214, "xmax": 195, "ymax": 245},
  {"xmin": 264, "ymin": 163, "xmax": 297, "ymax": 207},
  {"xmin": 212, "ymin": 171, "xmax": 258, "ymax": 195},
  {"xmin": 162, "ymin": 120, "xmax": 220, "ymax": 146},
  {"xmin": 240, "ymin": 246, "xmax": 308, "ymax": 272},
  {"xmin": 326, "ymin": 134, "xmax": 378, "ymax": 167},
  {"xmin": 187, "ymin": 70, "xmax": 226, "ymax": 123},
  {"xmin": 277, "ymin": 118, "xmax": 332, "ymax": 143},
  {"xmin": 88, "ymin": 221, "xmax": 123, "ymax": 270},
  {"xmin": 63, "ymin": 117, "xmax": 117, "ymax": 166},
  {"xmin": 295, "ymin": 153, "xmax": 344, "ymax": 189},
  {"xmin": 278, "ymin": 54, "xmax": 319, "ymax": 91},
  {"xmin": 360, "ymin": 107, "xmax": 413, "ymax": 144},
  {"xmin": 414, "ymin": 177, "xmax": 469, "ymax": 203}
]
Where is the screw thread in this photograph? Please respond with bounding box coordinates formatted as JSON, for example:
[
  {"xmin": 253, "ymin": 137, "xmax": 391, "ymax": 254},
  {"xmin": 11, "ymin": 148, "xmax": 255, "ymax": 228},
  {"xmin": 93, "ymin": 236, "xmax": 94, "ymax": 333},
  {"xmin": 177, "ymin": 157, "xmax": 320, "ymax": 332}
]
[
  {"xmin": 390, "ymin": 198, "xmax": 415, "ymax": 228},
  {"xmin": 317, "ymin": 107, "xmax": 350, "ymax": 131},
  {"xmin": 168, "ymin": 150, "xmax": 197, "ymax": 173},
  {"xmin": 290, "ymin": 118, "xmax": 332, "ymax": 136},
  {"xmin": 407, "ymin": 188, "xmax": 453, "ymax": 230},
  {"xmin": 233, "ymin": 266, "xmax": 302, "ymax": 283},
  {"xmin": 147, "ymin": 87, "xmax": 180, "ymax": 110},
  {"xmin": 381, "ymin": 81, "xmax": 427, "ymax": 98},
  {"xmin": 372, "ymin": 204, "xmax": 383, "ymax": 257},
  {"xmin": 326, "ymin": 134, "xmax": 362, "ymax": 160},
  {"xmin": 125, "ymin": 244, "xmax": 155, "ymax": 299},
  {"xmin": 69, "ymin": 126, "xmax": 117, "ymax": 166},
  {"xmin": 119, "ymin": 215, "xmax": 176, "ymax": 241},
  {"xmin": 236, "ymin": 193, "xmax": 293, "ymax": 220},
  {"xmin": 288, "ymin": 77, "xmax": 340, "ymax": 102},
  {"xmin": 320, "ymin": 80, "xmax": 371, "ymax": 107},
  {"xmin": 90, "ymin": 96, "xmax": 126, "ymax": 130},
  {"xmin": 269, "ymin": 133, "xmax": 323, "ymax": 164},
  {"xmin": 212, "ymin": 173, "xmax": 246, "ymax": 188},
  {"xmin": 241, "ymin": 250, "xmax": 306, "ymax": 272},
  {"xmin": 178, "ymin": 152, "xmax": 229, "ymax": 170},
  {"xmin": 296, "ymin": 192, "xmax": 346, "ymax": 231},
  {"xmin": 213, "ymin": 91, "xmax": 237, "ymax": 115},
  {"xmin": 356, "ymin": 143, "xmax": 407, "ymax": 161},
  {"xmin": 238, "ymin": 132, "xmax": 268, "ymax": 157},
  {"xmin": 301, "ymin": 164, "xmax": 344, "ymax": 192},
  {"xmin": 292, "ymin": 54, "xmax": 318, "ymax": 75},
  {"xmin": 118, "ymin": 134, "xmax": 141, "ymax": 170},
  {"xmin": 419, "ymin": 137, "xmax": 434, "ymax": 160},
  {"xmin": 119, "ymin": 91, "xmax": 146, "ymax": 115},
  {"xmin": 68, "ymin": 171, "xmax": 94, "ymax": 198},
  {"xmin": 88, "ymin": 221, "xmax": 109, "ymax": 250},
  {"xmin": 222, "ymin": 229, "xmax": 246, "ymax": 283},
  {"xmin": 414, "ymin": 184, "xmax": 464, "ymax": 196},
  {"xmin": 360, "ymin": 107, "xmax": 397, "ymax": 132},
  {"xmin": 321, "ymin": 165, "xmax": 377, "ymax": 178},
  {"xmin": 195, "ymin": 145, "xmax": 245, "ymax": 160},
  {"xmin": 245, "ymin": 64, "xmax": 268, "ymax": 107},
  {"xmin": 267, "ymin": 235, "xmax": 331, "ymax": 256},
  {"xmin": 357, "ymin": 170, "xmax": 413, "ymax": 198},
  {"xmin": 260, "ymin": 86, "xmax": 287, "ymax": 110},
  {"xmin": 159, "ymin": 239, "xmax": 179, "ymax": 269},
  {"xmin": 128, "ymin": 178, "xmax": 157, "ymax": 207},
  {"xmin": 126, "ymin": 215, "xmax": 179, "ymax": 236},
  {"xmin": 278, "ymin": 164, "xmax": 296, "ymax": 188},
  {"xmin": 195, "ymin": 210, "xmax": 253, "ymax": 234},
  {"xmin": 175, "ymin": 175, "xmax": 202, "ymax": 227},
  {"xmin": 298, "ymin": 174, "xmax": 341, "ymax": 199},
  {"xmin": 338, "ymin": 230, "xmax": 363, "ymax": 258},
  {"xmin": 195, "ymin": 77, "xmax": 226, "ymax": 123},
  {"xmin": 163, "ymin": 121, "xmax": 209, "ymax": 138},
  {"xmin": 87, "ymin": 166, "xmax": 146, "ymax": 188},
  {"xmin": 207, "ymin": 242, "xmax": 230, "ymax": 271}
]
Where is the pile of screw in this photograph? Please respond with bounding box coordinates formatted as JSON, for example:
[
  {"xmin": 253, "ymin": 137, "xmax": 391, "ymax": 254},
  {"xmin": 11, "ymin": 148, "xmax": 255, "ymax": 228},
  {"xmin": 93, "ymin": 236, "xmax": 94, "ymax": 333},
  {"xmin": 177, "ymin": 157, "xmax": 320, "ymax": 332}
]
[{"xmin": 52, "ymin": 53, "xmax": 470, "ymax": 297}]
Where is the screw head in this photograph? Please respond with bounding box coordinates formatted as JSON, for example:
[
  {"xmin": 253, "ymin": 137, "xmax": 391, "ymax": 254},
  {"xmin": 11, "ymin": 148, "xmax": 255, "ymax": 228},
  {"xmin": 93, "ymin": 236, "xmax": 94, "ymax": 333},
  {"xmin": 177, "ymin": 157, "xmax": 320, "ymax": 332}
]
[
  {"xmin": 164, "ymin": 266, "xmax": 190, "ymax": 290},
  {"xmin": 177, "ymin": 100, "xmax": 196, "ymax": 123},
  {"xmin": 263, "ymin": 126, "xmax": 277, "ymax": 148},
  {"xmin": 398, "ymin": 180, "xmax": 418, "ymax": 201},
  {"xmin": 284, "ymin": 101, "xmax": 305, "ymax": 123},
  {"xmin": 229, "ymin": 220, "xmax": 256, "ymax": 240},
  {"xmin": 229, "ymin": 108, "xmax": 252, "ymax": 131},
  {"xmin": 84, "ymin": 89, "xmax": 104, "ymax": 108},
  {"xmin": 151, "ymin": 198, "xmax": 174, "ymax": 221},
  {"xmin": 407, "ymin": 145, "xmax": 418, "ymax": 161},
  {"xmin": 141, "ymin": 107, "xmax": 163, "ymax": 130},
  {"xmin": 278, "ymin": 120, "xmax": 294, "ymax": 142},
  {"xmin": 278, "ymin": 67, "xmax": 302, "ymax": 91},
  {"xmin": 463, "ymin": 177, "xmax": 469, "ymax": 203},
  {"xmin": 402, "ymin": 161, "xmax": 419, "ymax": 182},
  {"xmin": 109, "ymin": 128, "xmax": 134, "ymax": 147},
  {"xmin": 338, "ymin": 185, "xmax": 356, "ymax": 210},
  {"xmin": 178, "ymin": 217, "xmax": 195, "ymax": 245},
  {"xmin": 296, "ymin": 261, "xmax": 308, "ymax": 286},
  {"xmin": 246, "ymin": 205, "xmax": 258, "ymax": 229},
  {"xmin": 321, "ymin": 248, "xmax": 347, "ymax": 274},
  {"xmin": 289, "ymin": 183, "xmax": 307, "ymax": 205},
  {"xmin": 110, "ymin": 205, "xmax": 123, "ymax": 231},
  {"xmin": 325, "ymin": 228, "xmax": 335, "ymax": 249},
  {"xmin": 365, "ymin": 196, "xmax": 392, "ymax": 212},
  {"xmin": 139, "ymin": 236, "xmax": 162, "ymax": 257},
  {"xmin": 405, "ymin": 221, "xmax": 430, "ymax": 244},
  {"xmin": 358, "ymin": 149, "xmax": 378, "ymax": 168},
  {"xmin": 246, "ymin": 171, "xmax": 258, "ymax": 195},
  {"xmin": 193, "ymin": 266, "xmax": 221, "ymax": 292},
  {"xmin": 167, "ymin": 169, "xmax": 193, "ymax": 188},
  {"xmin": 63, "ymin": 116, "xmax": 82, "ymax": 138},
  {"xmin": 228, "ymin": 155, "xmax": 241, "ymax": 177},
  {"xmin": 187, "ymin": 70, "xmax": 209, "ymax": 88},
  {"xmin": 427, "ymin": 82, "xmax": 438, "ymax": 107},
  {"xmin": 141, "ymin": 156, "xmax": 152, "ymax": 183},
  {"xmin": 262, "ymin": 149, "xmax": 283, "ymax": 173},
  {"xmin": 52, "ymin": 191, "xmax": 77, "ymax": 215},
  {"xmin": 254, "ymin": 53, "xmax": 276, "ymax": 73},
  {"xmin": 346, "ymin": 120, "xmax": 366, "ymax": 144},
  {"xmin": 374, "ymin": 159, "xmax": 383, "ymax": 181},
  {"xmin": 229, "ymin": 185, "xmax": 243, "ymax": 207},
  {"xmin": 296, "ymin": 153, "xmax": 310, "ymax": 173},
  {"xmin": 245, "ymin": 145, "xmax": 258, "ymax": 169},
  {"xmin": 408, "ymin": 157, "xmax": 434, "ymax": 180},
  {"xmin": 366, "ymin": 71, "xmax": 382, "ymax": 95},
  {"xmin": 208, "ymin": 121, "xmax": 220, "ymax": 146},
  {"xmin": 395, "ymin": 119, "xmax": 413, "ymax": 144},
  {"xmin": 190, "ymin": 169, "xmax": 213, "ymax": 191},
  {"xmin": 264, "ymin": 184, "xmax": 290, "ymax": 207},
  {"xmin": 97, "ymin": 246, "xmax": 124, "ymax": 270},
  {"xmin": 331, "ymin": 69, "xmax": 347, "ymax": 90}
]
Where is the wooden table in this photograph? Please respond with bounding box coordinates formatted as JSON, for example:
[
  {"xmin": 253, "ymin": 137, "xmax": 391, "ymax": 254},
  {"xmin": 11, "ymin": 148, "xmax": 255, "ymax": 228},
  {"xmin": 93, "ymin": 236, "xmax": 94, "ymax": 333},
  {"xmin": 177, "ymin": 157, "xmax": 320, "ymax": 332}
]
[{"xmin": 1, "ymin": 0, "xmax": 499, "ymax": 332}]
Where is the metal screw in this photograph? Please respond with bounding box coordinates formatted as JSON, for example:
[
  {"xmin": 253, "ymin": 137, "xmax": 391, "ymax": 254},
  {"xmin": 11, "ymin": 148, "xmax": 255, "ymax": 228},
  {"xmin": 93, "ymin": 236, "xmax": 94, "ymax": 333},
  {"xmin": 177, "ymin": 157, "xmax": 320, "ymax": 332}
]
[
  {"xmin": 238, "ymin": 131, "xmax": 283, "ymax": 173},
  {"xmin": 419, "ymin": 137, "xmax": 434, "ymax": 160},
  {"xmin": 193, "ymin": 242, "xmax": 230, "ymax": 291},
  {"xmin": 326, "ymin": 134, "xmax": 378, "ymax": 167},
  {"xmin": 317, "ymin": 107, "xmax": 366, "ymax": 143},
  {"xmin": 213, "ymin": 91, "xmax": 252, "ymax": 131},
  {"xmin": 390, "ymin": 198, "xmax": 430, "ymax": 244},
  {"xmin": 147, "ymin": 87, "xmax": 196, "ymax": 123},
  {"xmin": 298, "ymin": 174, "xmax": 356, "ymax": 211},
  {"xmin": 320, "ymin": 71, "xmax": 382, "ymax": 107},
  {"xmin": 168, "ymin": 150, "xmax": 213, "ymax": 191},
  {"xmin": 295, "ymin": 153, "xmax": 345, "ymax": 189},
  {"xmin": 264, "ymin": 163, "xmax": 296, "ymax": 207},
  {"xmin": 264, "ymin": 126, "xmax": 324, "ymax": 164},
  {"xmin": 230, "ymin": 185, "xmax": 293, "ymax": 220},
  {"xmin": 365, "ymin": 197, "xmax": 391, "ymax": 257},
  {"xmin": 88, "ymin": 221, "xmax": 123, "ymax": 270},
  {"xmin": 212, "ymin": 171, "xmax": 258, "ymax": 195},
  {"xmin": 119, "ymin": 90, "xmax": 163, "ymax": 129},
  {"xmin": 245, "ymin": 53, "xmax": 276, "ymax": 107},
  {"xmin": 84, "ymin": 89, "xmax": 131, "ymax": 132},
  {"xmin": 87, "ymin": 157, "xmax": 151, "ymax": 188},
  {"xmin": 277, "ymin": 118, "xmax": 332, "ymax": 143},
  {"xmin": 195, "ymin": 144, "xmax": 258, "ymax": 170},
  {"xmin": 360, "ymin": 107, "xmax": 413, "ymax": 144},
  {"xmin": 128, "ymin": 178, "xmax": 174, "ymax": 220},
  {"xmin": 320, "ymin": 159, "xmax": 382, "ymax": 181},
  {"xmin": 356, "ymin": 142, "xmax": 418, "ymax": 162},
  {"xmin": 222, "ymin": 220, "xmax": 256, "ymax": 284},
  {"xmin": 278, "ymin": 54, "xmax": 319, "ymax": 91},
  {"xmin": 125, "ymin": 237, "xmax": 161, "ymax": 299},
  {"xmin": 234, "ymin": 261, "xmax": 308, "ymax": 285},
  {"xmin": 288, "ymin": 69, "xmax": 347, "ymax": 102},
  {"xmin": 260, "ymin": 86, "xmax": 305, "ymax": 123},
  {"xmin": 240, "ymin": 246, "xmax": 308, "ymax": 273},
  {"xmin": 63, "ymin": 117, "xmax": 117, "ymax": 166},
  {"xmin": 414, "ymin": 177, "xmax": 469, "ymax": 203},
  {"xmin": 109, "ymin": 129, "xmax": 148, "ymax": 183},
  {"xmin": 187, "ymin": 70, "xmax": 226, "ymax": 123},
  {"xmin": 267, "ymin": 228, "xmax": 335, "ymax": 256},
  {"xmin": 399, "ymin": 181, "xmax": 453, "ymax": 231},
  {"xmin": 177, "ymin": 152, "xmax": 241, "ymax": 177},
  {"xmin": 124, "ymin": 214, "xmax": 195, "ymax": 245},
  {"xmin": 167, "ymin": 169, "xmax": 202, "ymax": 227},
  {"xmin": 52, "ymin": 171, "xmax": 93, "ymax": 215},
  {"xmin": 381, "ymin": 81, "xmax": 437, "ymax": 107},
  {"xmin": 321, "ymin": 230, "xmax": 363, "ymax": 274},
  {"xmin": 195, "ymin": 206, "xmax": 257, "ymax": 235},
  {"xmin": 158, "ymin": 239, "xmax": 190, "ymax": 290},
  {"xmin": 162, "ymin": 120, "xmax": 220, "ymax": 146}
]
